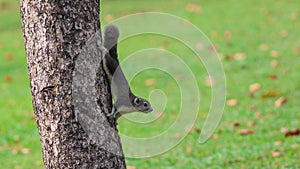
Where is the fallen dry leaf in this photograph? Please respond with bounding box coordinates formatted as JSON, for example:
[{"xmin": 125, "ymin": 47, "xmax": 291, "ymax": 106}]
[
  {"xmin": 224, "ymin": 31, "xmax": 232, "ymax": 40},
  {"xmin": 21, "ymin": 148, "xmax": 31, "ymax": 154},
  {"xmin": 185, "ymin": 125, "xmax": 194, "ymax": 133},
  {"xmin": 154, "ymin": 112, "xmax": 165, "ymax": 119},
  {"xmin": 193, "ymin": 128, "xmax": 201, "ymax": 134},
  {"xmin": 145, "ymin": 79, "xmax": 156, "ymax": 86},
  {"xmin": 249, "ymin": 106, "xmax": 257, "ymax": 111},
  {"xmin": 186, "ymin": 146, "xmax": 192, "ymax": 153},
  {"xmin": 233, "ymin": 122, "xmax": 241, "ymax": 127},
  {"xmin": 281, "ymin": 127, "xmax": 288, "ymax": 133},
  {"xmin": 104, "ymin": 14, "xmax": 114, "ymax": 22},
  {"xmin": 127, "ymin": 166, "xmax": 137, "ymax": 169},
  {"xmin": 6, "ymin": 53, "xmax": 14, "ymax": 61},
  {"xmin": 261, "ymin": 90, "xmax": 280, "ymax": 98},
  {"xmin": 274, "ymin": 96, "xmax": 287, "ymax": 107},
  {"xmin": 227, "ymin": 99, "xmax": 238, "ymax": 106},
  {"xmin": 4, "ymin": 75, "xmax": 13, "ymax": 82},
  {"xmin": 285, "ymin": 129, "xmax": 300, "ymax": 138},
  {"xmin": 205, "ymin": 76, "xmax": 214, "ymax": 87},
  {"xmin": 238, "ymin": 129, "xmax": 254, "ymax": 135},
  {"xmin": 255, "ymin": 112, "xmax": 262, "ymax": 119},
  {"xmin": 260, "ymin": 44, "xmax": 269, "ymax": 51},
  {"xmin": 270, "ymin": 50, "xmax": 280, "ymax": 57},
  {"xmin": 247, "ymin": 121, "xmax": 255, "ymax": 127},
  {"xmin": 234, "ymin": 53, "xmax": 246, "ymax": 60},
  {"xmin": 210, "ymin": 31, "xmax": 218, "ymax": 38},
  {"xmin": 212, "ymin": 44, "xmax": 219, "ymax": 51},
  {"xmin": 186, "ymin": 3, "xmax": 202, "ymax": 13},
  {"xmin": 274, "ymin": 141, "xmax": 283, "ymax": 146},
  {"xmin": 211, "ymin": 134, "xmax": 219, "ymax": 139},
  {"xmin": 12, "ymin": 148, "xmax": 18, "ymax": 155},
  {"xmin": 249, "ymin": 83, "xmax": 261, "ymax": 93},
  {"xmin": 293, "ymin": 46, "xmax": 300, "ymax": 55},
  {"xmin": 290, "ymin": 11, "xmax": 298, "ymax": 20},
  {"xmin": 279, "ymin": 30, "xmax": 288, "ymax": 38},
  {"xmin": 268, "ymin": 74, "xmax": 278, "ymax": 80},
  {"xmin": 175, "ymin": 133, "xmax": 181, "ymax": 138},
  {"xmin": 225, "ymin": 54, "xmax": 234, "ymax": 60},
  {"xmin": 271, "ymin": 60, "xmax": 280, "ymax": 68},
  {"xmin": 196, "ymin": 43, "xmax": 204, "ymax": 51},
  {"xmin": 13, "ymin": 135, "xmax": 19, "ymax": 142},
  {"xmin": 272, "ymin": 151, "xmax": 281, "ymax": 157}
]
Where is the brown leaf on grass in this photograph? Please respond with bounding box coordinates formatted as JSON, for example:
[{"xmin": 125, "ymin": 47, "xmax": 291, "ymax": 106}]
[
  {"xmin": 260, "ymin": 44, "xmax": 269, "ymax": 51},
  {"xmin": 145, "ymin": 79, "xmax": 156, "ymax": 86},
  {"xmin": 21, "ymin": 148, "xmax": 31, "ymax": 154},
  {"xmin": 285, "ymin": 129, "xmax": 300, "ymax": 138},
  {"xmin": 293, "ymin": 46, "xmax": 300, "ymax": 55},
  {"xmin": 233, "ymin": 122, "xmax": 241, "ymax": 127},
  {"xmin": 211, "ymin": 134, "xmax": 219, "ymax": 139},
  {"xmin": 186, "ymin": 146, "xmax": 192, "ymax": 153},
  {"xmin": 272, "ymin": 151, "xmax": 281, "ymax": 157},
  {"xmin": 185, "ymin": 125, "xmax": 194, "ymax": 133},
  {"xmin": 249, "ymin": 106, "xmax": 257, "ymax": 111},
  {"xmin": 196, "ymin": 43, "xmax": 204, "ymax": 51},
  {"xmin": 261, "ymin": 90, "xmax": 280, "ymax": 98},
  {"xmin": 274, "ymin": 141, "xmax": 283, "ymax": 146},
  {"xmin": 224, "ymin": 31, "xmax": 232, "ymax": 40},
  {"xmin": 227, "ymin": 99, "xmax": 238, "ymax": 106},
  {"xmin": 0, "ymin": 2, "xmax": 9, "ymax": 10},
  {"xmin": 193, "ymin": 128, "xmax": 201, "ymax": 134},
  {"xmin": 281, "ymin": 127, "xmax": 288, "ymax": 133},
  {"xmin": 12, "ymin": 148, "xmax": 18, "ymax": 155},
  {"xmin": 274, "ymin": 96, "xmax": 287, "ymax": 107},
  {"xmin": 13, "ymin": 135, "xmax": 19, "ymax": 142},
  {"xmin": 210, "ymin": 31, "xmax": 218, "ymax": 38},
  {"xmin": 247, "ymin": 121, "xmax": 255, "ymax": 127},
  {"xmin": 154, "ymin": 112, "xmax": 165, "ymax": 119},
  {"xmin": 127, "ymin": 166, "xmax": 137, "ymax": 169},
  {"xmin": 255, "ymin": 112, "xmax": 262, "ymax": 119},
  {"xmin": 186, "ymin": 3, "xmax": 202, "ymax": 13},
  {"xmin": 163, "ymin": 40, "xmax": 171, "ymax": 47},
  {"xmin": 290, "ymin": 11, "xmax": 298, "ymax": 20},
  {"xmin": 268, "ymin": 74, "xmax": 278, "ymax": 80},
  {"xmin": 238, "ymin": 129, "xmax": 254, "ymax": 135},
  {"xmin": 271, "ymin": 60, "xmax": 280, "ymax": 68},
  {"xmin": 175, "ymin": 133, "xmax": 181, "ymax": 138},
  {"xmin": 205, "ymin": 76, "xmax": 214, "ymax": 87},
  {"xmin": 249, "ymin": 83, "xmax": 261, "ymax": 93},
  {"xmin": 270, "ymin": 50, "xmax": 280, "ymax": 57},
  {"xmin": 4, "ymin": 75, "xmax": 13, "ymax": 82},
  {"xmin": 6, "ymin": 53, "xmax": 14, "ymax": 61},
  {"xmin": 210, "ymin": 44, "xmax": 219, "ymax": 52},
  {"xmin": 234, "ymin": 53, "xmax": 246, "ymax": 60},
  {"xmin": 104, "ymin": 14, "xmax": 114, "ymax": 22},
  {"xmin": 279, "ymin": 30, "xmax": 288, "ymax": 38},
  {"xmin": 225, "ymin": 54, "xmax": 234, "ymax": 60}
]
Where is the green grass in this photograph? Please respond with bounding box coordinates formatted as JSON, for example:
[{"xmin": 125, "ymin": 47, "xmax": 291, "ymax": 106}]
[{"xmin": 1, "ymin": 0, "xmax": 300, "ymax": 168}]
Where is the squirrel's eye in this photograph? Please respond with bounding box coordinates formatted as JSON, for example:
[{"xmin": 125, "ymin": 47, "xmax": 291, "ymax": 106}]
[
  {"xmin": 134, "ymin": 98, "xmax": 140, "ymax": 104},
  {"xmin": 143, "ymin": 102, "xmax": 148, "ymax": 107}
]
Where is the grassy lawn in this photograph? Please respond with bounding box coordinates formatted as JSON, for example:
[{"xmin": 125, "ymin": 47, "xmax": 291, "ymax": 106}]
[{"xmin": 1, "ymin": 0, "xmax": 300, "ymax": 168}]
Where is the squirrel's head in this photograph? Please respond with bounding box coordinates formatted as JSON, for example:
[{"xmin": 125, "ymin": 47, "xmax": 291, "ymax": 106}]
[{"xmin": 132, "ymin": 97, "xmax": 153, "ymax": 113}]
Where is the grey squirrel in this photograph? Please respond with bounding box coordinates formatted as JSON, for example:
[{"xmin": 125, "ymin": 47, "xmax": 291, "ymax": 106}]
[{"xmin": 102, "ymin": 25, "xmax": 153, "ymax": 120}]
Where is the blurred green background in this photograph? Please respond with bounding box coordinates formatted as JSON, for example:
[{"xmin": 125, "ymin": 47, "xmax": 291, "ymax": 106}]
[{"xmin": 1, "ymin": 0, "xmax": 300, "ymax": 168}]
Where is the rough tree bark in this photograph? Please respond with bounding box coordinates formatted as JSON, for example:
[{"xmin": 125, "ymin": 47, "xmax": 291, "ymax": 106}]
[{"xmin": 20, "ymin": 0, "xmax": 126, "ymax": 168}]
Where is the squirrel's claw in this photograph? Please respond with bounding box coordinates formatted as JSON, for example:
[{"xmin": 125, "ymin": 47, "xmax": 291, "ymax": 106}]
[{"xmin": 107, "ymin": 106, "xmax": 116, "ymax": 117}]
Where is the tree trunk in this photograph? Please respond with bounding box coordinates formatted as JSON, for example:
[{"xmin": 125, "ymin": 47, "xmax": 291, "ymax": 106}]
[{"xmin": 20, "ymin": 0, "xmax": 126, "ymax": 168}]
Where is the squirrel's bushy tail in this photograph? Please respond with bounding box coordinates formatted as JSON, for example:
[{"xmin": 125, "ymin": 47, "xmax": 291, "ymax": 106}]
[{"xmin": 104, "ymin": 25, "xmax": 119, "ymax": 61}]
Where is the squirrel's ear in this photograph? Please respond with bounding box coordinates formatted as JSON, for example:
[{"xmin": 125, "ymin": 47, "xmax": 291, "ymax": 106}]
[{"xmin": 104, "ymin": 25, "xmax": 119, "ymax": 50}]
